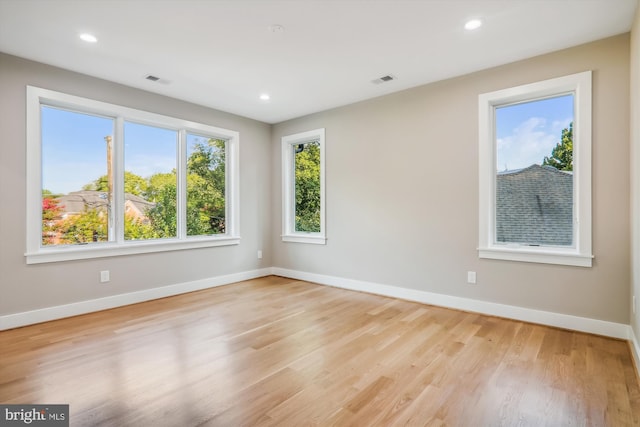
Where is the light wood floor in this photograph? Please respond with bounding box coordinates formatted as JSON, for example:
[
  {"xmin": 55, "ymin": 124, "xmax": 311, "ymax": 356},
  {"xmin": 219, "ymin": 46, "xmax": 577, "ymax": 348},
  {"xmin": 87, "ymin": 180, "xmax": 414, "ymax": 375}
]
[{"xmin": 1, "ymin": 276, "xmax": 639, "ymax": 426}]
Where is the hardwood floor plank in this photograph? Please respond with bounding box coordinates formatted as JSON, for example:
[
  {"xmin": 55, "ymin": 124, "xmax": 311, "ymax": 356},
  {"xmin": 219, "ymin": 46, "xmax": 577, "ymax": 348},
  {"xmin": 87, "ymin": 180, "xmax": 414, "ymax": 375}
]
[{"xmin": 1, "ymin": 276, "xmax": 639, "ymax": 426}]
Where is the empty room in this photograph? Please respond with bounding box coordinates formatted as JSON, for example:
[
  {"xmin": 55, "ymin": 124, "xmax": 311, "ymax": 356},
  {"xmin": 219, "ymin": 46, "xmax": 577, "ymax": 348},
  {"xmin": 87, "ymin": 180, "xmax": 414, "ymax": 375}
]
[{"xmin": 2, "ymin": 0, "xmax": 640, "ymax": 425}]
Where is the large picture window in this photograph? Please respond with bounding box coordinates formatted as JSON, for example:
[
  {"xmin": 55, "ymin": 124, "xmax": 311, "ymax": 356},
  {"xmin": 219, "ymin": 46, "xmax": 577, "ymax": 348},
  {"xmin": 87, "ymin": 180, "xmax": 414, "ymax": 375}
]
[
  {"xmin": 281, "ymin": 128, "xmax": 326, "ymax": 244},
  {"xmin": 478, "ymin": 71, "xmax": 592, "ymax": 267},
  {"xmin": 27, "ymin": 86, "xmax": 240, "ymax": 264}
]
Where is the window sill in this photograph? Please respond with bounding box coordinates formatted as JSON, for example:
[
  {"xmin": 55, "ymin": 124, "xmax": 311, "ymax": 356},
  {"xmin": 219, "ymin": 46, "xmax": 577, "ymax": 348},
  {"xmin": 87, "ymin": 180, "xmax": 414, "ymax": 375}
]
[
  {"xmin": 478, "ymin": 246, "xmax": 593, "ymax": 267},
  {"xmin": 282, "ymin": 234, "xmax": 326, "ymax": 245},
  {"xmin": 25, "ymin": 236, "xmax": 241, "ymax": 264}
]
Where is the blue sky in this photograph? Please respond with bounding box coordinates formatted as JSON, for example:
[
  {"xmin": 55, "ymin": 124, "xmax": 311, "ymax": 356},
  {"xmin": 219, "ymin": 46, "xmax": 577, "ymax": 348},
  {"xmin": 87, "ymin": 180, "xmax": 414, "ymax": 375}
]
[
  {"xmin": 42, "ymin": 107, "xmax": 177, "ymax": 194},
  {"xmin": 495, "ymin": 94, "xmax": 573, "ymax": 171},
  {"xmin": 124, "ymin": 121, "xmax": 176, "ymax": 180}
]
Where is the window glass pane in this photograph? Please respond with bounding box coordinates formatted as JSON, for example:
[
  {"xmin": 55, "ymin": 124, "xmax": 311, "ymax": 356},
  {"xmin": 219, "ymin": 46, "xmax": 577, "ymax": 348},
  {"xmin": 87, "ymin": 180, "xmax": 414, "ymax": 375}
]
[
  {"xmin": 495, "ymin": 94, "xmax": 574, "ymax": 246},
  {"xmin": 293, "ymin": 140, "xmax": 321, "ymax": 233},
  {"xmin": 124, "ymin": 122, "xmax": 177, "ymax": 240},
  {"xmin": 41, "ymin": 106, "xmax": 114, "ymax": 246},
  {"xmin": 186, "ymin": 134, "xmax": 226, "ymax": 236}
]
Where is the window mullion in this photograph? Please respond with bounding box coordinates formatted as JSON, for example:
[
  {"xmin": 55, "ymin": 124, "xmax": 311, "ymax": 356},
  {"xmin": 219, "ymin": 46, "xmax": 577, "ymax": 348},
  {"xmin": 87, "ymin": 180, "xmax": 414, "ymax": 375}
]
[{"xmin": 177, "ymin": 130, "xmax": 187, "ymax": 239}]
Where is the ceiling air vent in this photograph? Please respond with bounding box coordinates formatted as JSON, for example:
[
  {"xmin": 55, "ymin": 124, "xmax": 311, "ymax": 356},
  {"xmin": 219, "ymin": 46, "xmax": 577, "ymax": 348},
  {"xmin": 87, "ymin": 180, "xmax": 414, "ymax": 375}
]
[
  {"xmin": 372, "ymin": 74, "xmax": 396, "ymax": 85},
  {"xmin": 144, "ymin": 74, "xmax": 171, "ymax": 85}
]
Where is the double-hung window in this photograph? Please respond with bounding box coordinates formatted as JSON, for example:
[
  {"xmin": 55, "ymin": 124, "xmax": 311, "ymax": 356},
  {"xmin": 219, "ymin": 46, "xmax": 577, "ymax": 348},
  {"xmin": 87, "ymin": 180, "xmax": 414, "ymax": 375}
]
[
  {"xmin": 27, "ymin": 86, "xmax": 240, "ymax": 264},
  {"xmin": 281, "ymin": 128, "xmax": 326, "ymax": 244},
  {"xmin": 478, "ymin": 71, "xmax": 592, "ymax": 267}
]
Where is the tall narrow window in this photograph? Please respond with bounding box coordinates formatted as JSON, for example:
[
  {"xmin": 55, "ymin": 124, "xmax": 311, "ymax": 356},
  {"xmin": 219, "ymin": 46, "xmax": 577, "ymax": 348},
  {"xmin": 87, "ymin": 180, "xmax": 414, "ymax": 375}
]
[
  {"xmin": 282, "ymin": 129, "xmax": 326, "ymax": 244},
  {"xmin": 27, "ymin": 86, "xmax": 240, "ymax": 264},
  {"xmin": 478, "ymin": 71, "xmax": 592, "ymax": 267}
]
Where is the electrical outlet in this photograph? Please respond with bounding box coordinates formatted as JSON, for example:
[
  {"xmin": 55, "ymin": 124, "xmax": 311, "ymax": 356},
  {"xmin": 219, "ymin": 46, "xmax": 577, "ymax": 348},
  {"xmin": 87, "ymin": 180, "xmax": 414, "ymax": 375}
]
[
  {"xmin": 467, "ymin": 271, "xmax": 477, "ymax": 284},
  {"xmin": 100, "ymin": 270, "xmax": 110, "ymax": 283},
  {"xmin": 257, "ymin": 250, "xmax": 263, "ymax": 259}
]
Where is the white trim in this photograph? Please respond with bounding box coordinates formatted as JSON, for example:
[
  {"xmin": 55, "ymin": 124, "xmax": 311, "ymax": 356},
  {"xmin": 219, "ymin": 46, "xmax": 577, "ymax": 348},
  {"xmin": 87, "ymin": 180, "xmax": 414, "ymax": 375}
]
[
  {"xmin": 26, "ymin": 86, "xmax": 241, "ymax": 264},
  {"xmin": 2, "ymin": 268, "xmax": 634, "ymax": 349},
  {"xmin": 271, "ymin": 267, "xmax": 629, "ymax": 339},
  {"xmin": 281, "ymin": 235, "xmax": 327, "ymax": 245},
  {"xmin": 478, "ymin": 247, "xmax": 593, "ymax": 267},
  {"xmin": 281, "ymin": 128, "xmax": 326, "ymax": 244},
  {"xmin": 478, "ymin": 71, "xmax": 592, "ymax": 267},
  {"xmin": 629, "ymin": 327, "xmax": 640, "ymax": 380},
  {"xmin": 0, "ymin": 268, "xmax": 271, "ymax": 330},
  {"xmin": 25, "ymin": 236, "xmax": 241, "ymax": 264}
]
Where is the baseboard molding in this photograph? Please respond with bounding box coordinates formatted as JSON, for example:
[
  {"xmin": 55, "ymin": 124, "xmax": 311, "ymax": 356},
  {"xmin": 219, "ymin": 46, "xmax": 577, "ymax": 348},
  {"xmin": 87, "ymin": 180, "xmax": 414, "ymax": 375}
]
[
  {"xmin": 629, "ymin": 326, "xmax": 640, "ymax": 379},
  {"xmin": 1, "ymin": 266, "xmax": 632, "ymax": 344},
  {"xmin": 0, "ymin": 268, "xmax": 272, "ymax": 331},
  {"xmin": 271, "ymin": 267, "xmax": 630, "ymax": 340}
]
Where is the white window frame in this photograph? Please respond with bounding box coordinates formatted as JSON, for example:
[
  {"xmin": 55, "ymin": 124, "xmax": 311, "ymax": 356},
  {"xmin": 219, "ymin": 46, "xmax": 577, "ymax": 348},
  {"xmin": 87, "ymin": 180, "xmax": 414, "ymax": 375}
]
[
  {"xmin": 281, "ymin": 128, "xmax": 326, "ymax": 244},
  {"xmin": 478, "ymin": 71, "xmax": 593, "ymax": 267},
  {"xmin": 26, "ymin": 86, "xmax": 240, "ymax": 264}
]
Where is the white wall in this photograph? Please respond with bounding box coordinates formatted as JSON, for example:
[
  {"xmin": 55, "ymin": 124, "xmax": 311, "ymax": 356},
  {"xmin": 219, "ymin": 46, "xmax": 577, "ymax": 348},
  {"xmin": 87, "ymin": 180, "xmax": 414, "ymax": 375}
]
[
  {"xmin": 0, "ymin": 33, "xmax": 634, "ymax": 332},
  {"xmin": 272, "ymin": 35, "xmax": 631, "ymax": 324},
  {"xmin": 0, "ymin": 53, "xmax": 272, "ymax": 318}
]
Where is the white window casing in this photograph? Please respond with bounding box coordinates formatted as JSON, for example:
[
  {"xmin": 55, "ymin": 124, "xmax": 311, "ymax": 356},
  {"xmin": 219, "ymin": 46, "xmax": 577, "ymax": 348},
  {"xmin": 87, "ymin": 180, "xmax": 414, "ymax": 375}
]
[
  {"xmin": 478, "ymin": 71, "xmax": 593, "ymax": 267},
  {"xmin": 26, "ymin": 86, "xmax": 240, "ymax": 264},
  {"xmin": 281, "ymin": 128, "xmax": 326, "ymax": 244}
]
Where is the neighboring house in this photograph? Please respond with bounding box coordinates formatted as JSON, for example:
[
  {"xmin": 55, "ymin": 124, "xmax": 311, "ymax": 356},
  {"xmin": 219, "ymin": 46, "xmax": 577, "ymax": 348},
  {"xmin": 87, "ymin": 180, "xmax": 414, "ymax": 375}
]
[
  {"xmin": 496, "ymin": 164, "xmax": 573, "ymax": 246},
  {"xmin": 123, "ymin": 194, "xmax": 155, "ymax": 224},
  {"xmin": 56, "ymin": 190, "xmax": 155, "ymax": 223}
]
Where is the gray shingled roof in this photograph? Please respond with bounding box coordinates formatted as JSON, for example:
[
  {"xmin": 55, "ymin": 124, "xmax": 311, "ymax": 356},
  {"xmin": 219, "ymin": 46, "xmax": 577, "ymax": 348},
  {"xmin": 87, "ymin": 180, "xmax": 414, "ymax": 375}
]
[
  {"xmin": 56, "ymin": 191, "xmax": 154, "ymax": 215},
  {"xmin": 496, "ymin": 164, "xmax": 573, "ymax": 246}
]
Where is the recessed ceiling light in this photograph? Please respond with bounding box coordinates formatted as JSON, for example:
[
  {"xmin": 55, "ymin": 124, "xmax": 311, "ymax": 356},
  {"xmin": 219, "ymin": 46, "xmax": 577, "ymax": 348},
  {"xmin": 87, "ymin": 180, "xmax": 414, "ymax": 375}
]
[
  {"xmin": 259, "ymin": 93, "xmax": 270, "ymax": 101},
  {"xmin": 464, "ymin": 19, "xmax": 483, "ymax": 31},
  {"xmin": 79, "ymin": 33, "xmax": 98, "ymax": 43}
]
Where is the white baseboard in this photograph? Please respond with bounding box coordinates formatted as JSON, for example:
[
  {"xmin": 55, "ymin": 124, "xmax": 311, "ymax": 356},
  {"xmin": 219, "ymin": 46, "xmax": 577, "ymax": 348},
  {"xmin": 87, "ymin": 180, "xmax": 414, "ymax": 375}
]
[
  {"xmin": 0, "ymin": 268, "xmax": 272, "ymax": 331},
  {"xmin": 271, "ymin": 267, "xmax": 630, "ymax": 340},
  {"xmin": 629, "ymin": 326, "xmax": 640, "ymax": 379},
  {"xmin": 1, "ymin": 266, "xmax": 633, "ymax": 345}
]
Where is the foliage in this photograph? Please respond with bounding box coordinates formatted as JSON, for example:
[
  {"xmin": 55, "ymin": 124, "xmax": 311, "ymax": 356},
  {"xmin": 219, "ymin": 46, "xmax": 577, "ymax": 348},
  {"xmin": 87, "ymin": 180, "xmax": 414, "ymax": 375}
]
[
  {"xmin": 42, "ymin": 198, "xmax": 63, "ymax": 221},
  {"xmin": 294, "ymin": 142, "xmax": 321, "ymax": 232},
  {"xmin": 124, "ymin": 214, "xmax": 157, "ymax": 240},
  {"xmin": 186, "ymin": 139, "xmax": 226, "ymax": 235},
  {"xmin": 543, "ymin": 122, "xmax": 573, "ymax": 171},
  {"xmin": 42, "ymin": 197, "xmax": 109, "ymax": 245},
  {"xmin": 57, "ymin": 209, "xmax": 108, "ymax": 244},
  {"xmin": 146, "ymin": 181, "xmax": 178, "ymax": 238},
  {"xmin": 83, "ymin": 171, "xmax": 149, "ymax": 196},
  {"xmin": 42, "ymin": 198, "xmax": 64, "ymax": 245}
]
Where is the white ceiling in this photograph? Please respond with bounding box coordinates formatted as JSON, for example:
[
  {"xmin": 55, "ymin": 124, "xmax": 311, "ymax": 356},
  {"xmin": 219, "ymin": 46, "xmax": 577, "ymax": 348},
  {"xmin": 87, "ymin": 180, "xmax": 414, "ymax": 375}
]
[{"xmin": 0, "ymin": 0, "xmax": 637, "ymax": 124}]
